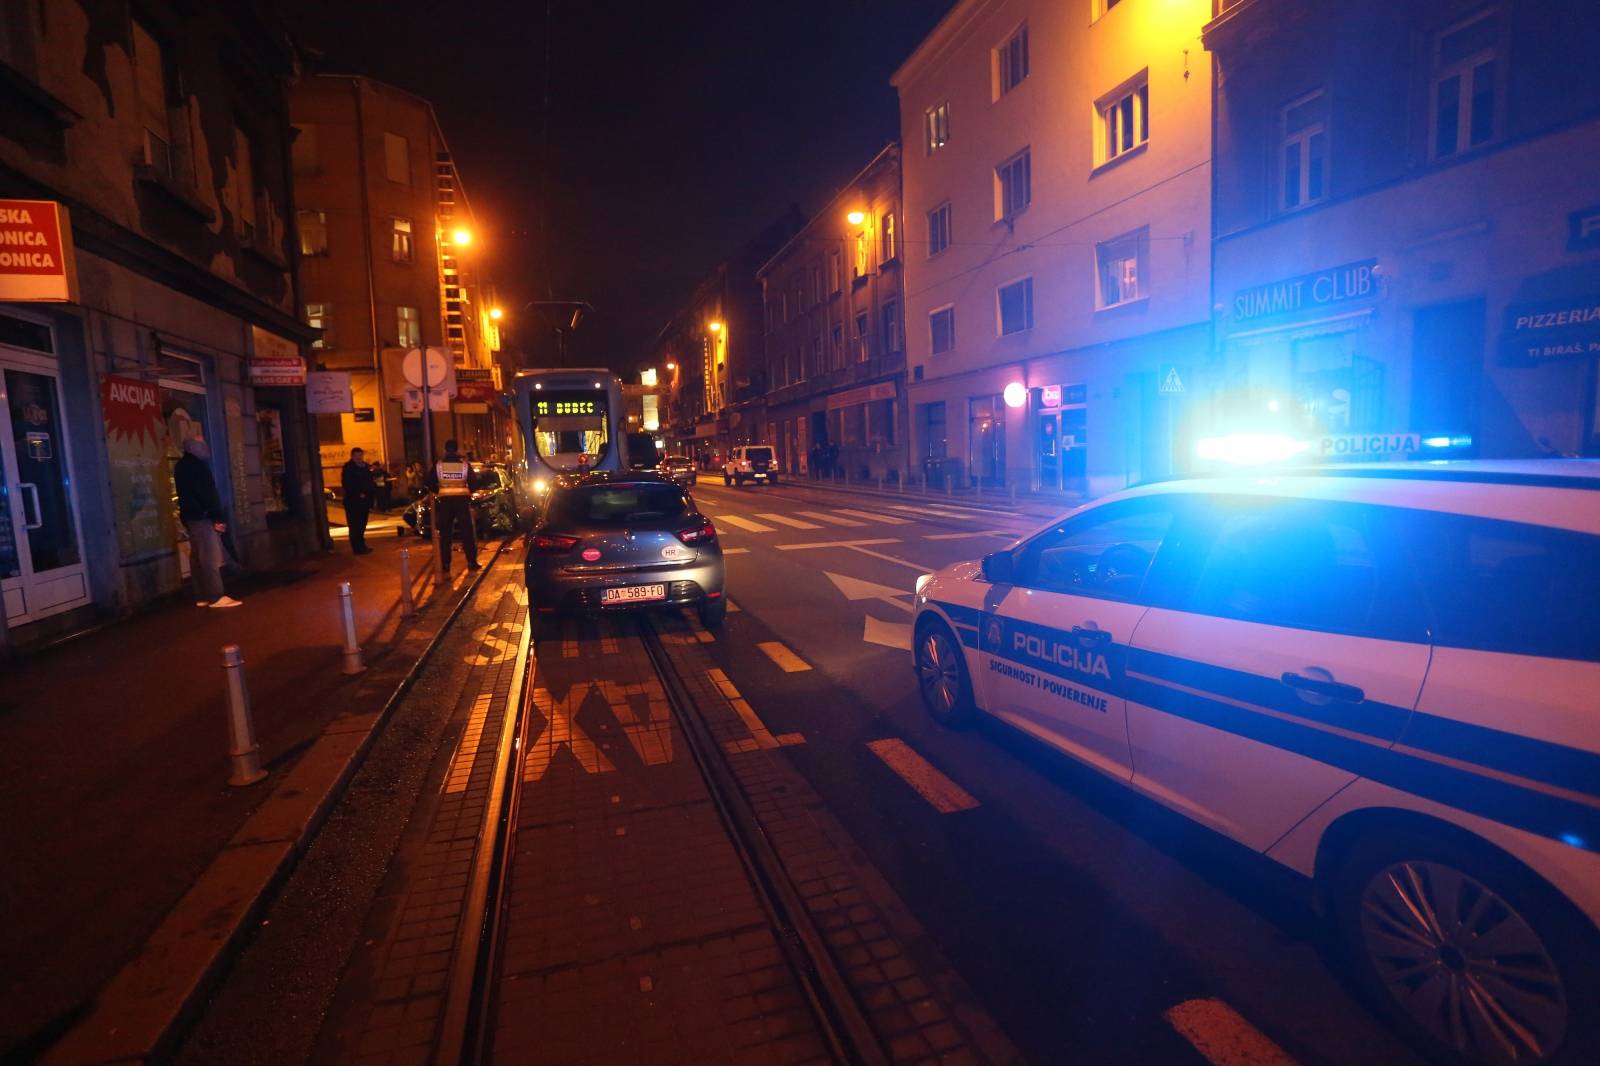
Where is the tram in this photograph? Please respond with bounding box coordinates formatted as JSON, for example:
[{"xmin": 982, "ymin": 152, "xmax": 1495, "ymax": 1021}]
[{"xmin": 512, "ymin": 368, "xmax": 632, "ymax": 489}]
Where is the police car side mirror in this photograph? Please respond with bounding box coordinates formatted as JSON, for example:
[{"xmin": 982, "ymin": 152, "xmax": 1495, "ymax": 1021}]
[{"xmin": 981, "ymin": 550, "xmax": 1014, "ymax": 585}]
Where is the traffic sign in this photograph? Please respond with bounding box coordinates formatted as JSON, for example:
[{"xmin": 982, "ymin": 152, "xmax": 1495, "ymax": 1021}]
[
  {"xmin": 402, "ymin": 346, "xmax": 453, "ymax": 390},
  {"xmin": 1158, "ymin": 364, "xmax": 1186, "ymax": 395}
]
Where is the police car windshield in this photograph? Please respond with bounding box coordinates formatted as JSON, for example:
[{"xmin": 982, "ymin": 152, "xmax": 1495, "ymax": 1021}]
[{"xmin": 548, "ymin": 484, "xmax": 688, "ymax": 526}]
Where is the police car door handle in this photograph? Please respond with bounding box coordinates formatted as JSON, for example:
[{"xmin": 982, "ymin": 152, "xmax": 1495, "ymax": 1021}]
[
  {"xmin": 1071, "ymin": 625, "xmax": 1111, "ymax": 647},
  {"xmin": 1281, "ymin": 671, "xmax": 1365, "ymax": 704}
]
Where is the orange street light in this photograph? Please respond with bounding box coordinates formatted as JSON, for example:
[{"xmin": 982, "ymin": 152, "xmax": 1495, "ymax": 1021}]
[
  {"xmin": 846, "ymin": 210, "xmax": 866, "ymax": 226},
  {"xmin": 489, "ymin": 307, "xmax": 503, "ymax": 320},
  {"xmin": 708, "ymin": 321, "xmax": 723, "ymax": 333},
  {"xmin": 666, "ymin": 361, "xmax": 678, "ymax": 370},
  {"xmin": 450, "ymin": 227, "xmax": 473, "ymax": 247}
]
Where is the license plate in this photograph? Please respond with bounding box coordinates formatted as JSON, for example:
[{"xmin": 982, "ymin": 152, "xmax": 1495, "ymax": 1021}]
[{"xmin": 600, "ymin": 584, "xmax": 666, "ymax": 604}]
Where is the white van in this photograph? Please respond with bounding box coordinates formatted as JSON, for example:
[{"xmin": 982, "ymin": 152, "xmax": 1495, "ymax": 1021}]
[{"xmin": 723, "ymin": 445, "xmax": 778, "ymax": 486}]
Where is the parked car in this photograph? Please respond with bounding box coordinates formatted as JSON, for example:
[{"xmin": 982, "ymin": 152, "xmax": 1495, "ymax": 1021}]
[
  {"xmin": 723, "ymin": 445, "xmax": 777, "ymax": 486},
  {"xmin": 524, "ymin": 471, "xmax": 725, "ymax": 627},
  {"xmin": 911, "ymin": 460, "xmax": 1600, "ymax": 1066},
  {"xmin": 403, "ymin": 461, "xmax": 523, "ymax": 539},
  {"xmin": 660, "ymin": 454, "xmax": 697, "ymax": 487}
]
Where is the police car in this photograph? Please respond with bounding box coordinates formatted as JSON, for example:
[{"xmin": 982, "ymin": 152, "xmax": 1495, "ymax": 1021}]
[{"xmin": 911, "ymin": 461, "xmax": 1600, "ymax": 1066}]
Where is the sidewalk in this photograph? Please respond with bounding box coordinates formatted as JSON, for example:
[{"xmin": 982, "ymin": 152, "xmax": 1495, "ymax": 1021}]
[{"xmin": 0, "ymin": 525, "xmax": 488, "ymax": 1060}]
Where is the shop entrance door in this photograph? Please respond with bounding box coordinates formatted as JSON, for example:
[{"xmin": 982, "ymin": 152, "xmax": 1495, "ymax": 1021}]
[{"xmin": 1, "ymin": 347, "xmax": 89, "ymax": 625}]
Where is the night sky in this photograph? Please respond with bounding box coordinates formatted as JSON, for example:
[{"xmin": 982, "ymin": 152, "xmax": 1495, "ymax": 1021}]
[{"xmin": 281, "ymin": 0, "xmax": 958, "ymax": 372}]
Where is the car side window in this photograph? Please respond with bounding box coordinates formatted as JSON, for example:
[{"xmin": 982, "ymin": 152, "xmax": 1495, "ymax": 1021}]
[
  {"xmin": 1181, "ymin": 497, "xmax": 1426, "ymax": 641},
  {"xmin": 1402, "ymin": 511, "xmax": 1600, "ymax": 662},
  {"xmin": 1012, "ymin": 499, "xmax": 1176, "ymax": 601}
]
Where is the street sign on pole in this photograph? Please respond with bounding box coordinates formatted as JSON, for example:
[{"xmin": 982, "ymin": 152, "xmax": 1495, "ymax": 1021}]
[{"xmin": 1158, "ymin": 364, "xmax": 1186, "ymax": 396}]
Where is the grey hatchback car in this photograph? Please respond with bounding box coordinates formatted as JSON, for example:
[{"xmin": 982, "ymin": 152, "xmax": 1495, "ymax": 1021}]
[{"xmin": 524, "ymin": 473, "xmax": 726, "ymax": 627}]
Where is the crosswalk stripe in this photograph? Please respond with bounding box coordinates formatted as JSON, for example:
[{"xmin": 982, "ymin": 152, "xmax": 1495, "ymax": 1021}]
[
  {"xmin": 885, "ymin": 503, "xmax": 978, "ymax": 518},
  {"xmin": 1163, "ymin": 999, "xmax": 1297, "ymax": 1066},
  {"xmin": 757, "ymin": 641, "xmax": 811, "ymax": 673},
  {"xmin": 835, "ymin": 508, "xmax": 910, "ymax": 525},
  {"xmin": 866, "ymin": 739, "xmax": 979, "ymax": 813},
  {"xmin": 716, "ymin": 514, "xmax": 776, "ymax": 533},
  {"xmin": 797, "ymin": 510, "xmax": 865, "ymax": 527},
  {"xmin": 923, "ymin": 530, "xmax": 1014, "ymax": 540},
  {"xmin": 755, "ymin": 512, "xmax": 822, "ymax": 529}
]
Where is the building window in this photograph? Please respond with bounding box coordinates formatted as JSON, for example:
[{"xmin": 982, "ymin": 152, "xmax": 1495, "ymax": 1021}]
[
  {"xmin": 1282, "ymin": 91, "xmax": 1328, "ymax": 211},
  {"xmin": 1097, "ymin": 73, "xmax": 1149, "ymax": 165},
  {"xmin": 306, "ymin": 302, "xmax": 333, "ymax": 349},
  {"xmin": 925, "ymin": 101, "xmax": 950, "ymax": 153},
  {"xmin": 297, "ymin": 210, "xmax": 328, "ymax": 256},
  {"xmin": 1096, "ymin": 228, "xmax": 1148, "ymax": 308},
  {"xmin": 132, "ymin": 21, "xmax": 176, "ymax": 182},
  {"xmin": 880, "ymin": 213, "xmax": 897, "ymax": 261},
  {"xmin": 881, "ymin": 299, "xmax": 901, "ymax": 353},
  {"xmin": 291, "ymin": 123, "xmax": 318, "ymax": 176},
  {"xmin": 1095, "ymin": 0, "xmax": 1124, "ymax": 18},
  {"xmin": 854, "ymin": 230, "xmax": 870, "ymax": 280},
  {"xmin": 831, "ymin": 322, "xmax": 843, "ymax": 361},
  {"xmin": 828, "ymin": 250, "xmax": 841, "ymax": 293},
  {"xmin": 231, "ymin": 125, "xmax": 257, "ymax": 242},
  {"xmin": 390, "ymin": 218, "xmax": 413, "ymax": 263},
  {"xmin": 998, "ymin": 277, "xmax": 1034, "ymax": 335},
  {"xmin": 383, "ymin": 132, "xmax": 410, "ymax": 184},
  {"xmin": 996, "ymin": 149, "xmax": 1031, "ymax": 220},
  {"xmin": 855, "ymin": 310, "xmax": 870, "ymax": 362},
  {"xmin": 927, "ymin": 202, "xmax": 952, "ymax": 257},
  {"xmin": 780, "ymin": 292, "xmax": 788, "ymax": 323},
  {"xmin": 930, "ymin": 306, "xmax": 955, "ymax": 354},
  {"xmin": 917, "ymin": 401, "xmax": 948, "ymax": 461},
  {"xmin": 1432, "ymin": 11, "xmax": 1499, "ymax": 159},
  {"xmin": 997, "ymin": 24, "xmax": 1029, "ymax": 97},
  {"xmin": 397, "ymin": 305, "xmax": 421, "ymax": 348},
  {"xmin": 812, "ymin": 335, "xmax": 824, "ymax": 377}
]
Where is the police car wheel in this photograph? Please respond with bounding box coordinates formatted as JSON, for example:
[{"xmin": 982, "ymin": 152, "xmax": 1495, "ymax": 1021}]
[
  {"xmin": 1333, "ymin": 830, "xmax": 1600, "ymax": 1066},
  {"xmin": 914, "ymin": 621, "xmax": 975, "ymax": 727}
]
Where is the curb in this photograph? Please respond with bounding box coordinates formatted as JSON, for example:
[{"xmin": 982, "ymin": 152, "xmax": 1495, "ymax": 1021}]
[{"xmin": 41, "ymin": 543, "xmax": 511, "ymax": 1065}]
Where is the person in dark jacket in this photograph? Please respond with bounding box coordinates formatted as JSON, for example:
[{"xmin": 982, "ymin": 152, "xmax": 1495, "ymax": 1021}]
[
  {"xmin": 174, "ymin": 437, "xmax": 240, "ymax": 608},
  {"xmin": 341, "ymin": 447, "xmax": 377, "ymax": 554},
  {"xmin": 424, "ymin": 438, "xmax": 480, "ymax": 576}
]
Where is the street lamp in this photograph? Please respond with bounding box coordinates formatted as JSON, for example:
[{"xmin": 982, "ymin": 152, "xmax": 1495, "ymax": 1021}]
[
  {"xmin": 489, "ymin": 307, "xmax": 503, "ymax": 320},
  {"xmin": 450, "ymin": 227, "xmax": 473, "ymax": 247},
  {"xmin": 666, "ymin": 361, "xmax": 677, "ymax": 370},
  {"xmin": 708, "ymin": 321, "xmax": 723, "ymax": 333},
  {"xmin": 846, "ymin": 210, "xmax": 866, "ymax": 226}
]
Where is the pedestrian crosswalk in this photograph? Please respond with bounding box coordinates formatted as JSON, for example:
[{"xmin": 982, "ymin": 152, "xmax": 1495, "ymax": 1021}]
[
  {"xmin": 796, "ymin": 510, "xmax": 865, "ymax": 527},
  {"xmin": 754, "ymin": 512, "xmax": 822, "ymax": 529},
  {"xmin": 701, "ymin": 501, "xmax": 1029, "ymax": 538},
  {"xmin": 715, "ymin": 514, "xmax": 777, "ymax": 533}
]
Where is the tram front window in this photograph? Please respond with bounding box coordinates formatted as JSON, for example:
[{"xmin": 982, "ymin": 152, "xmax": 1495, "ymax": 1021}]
[{"xmin": 531, "ymin": 392, "xmax": 611, "ymax": 471}]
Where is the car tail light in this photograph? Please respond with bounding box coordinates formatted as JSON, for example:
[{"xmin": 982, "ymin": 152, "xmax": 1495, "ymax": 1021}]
[
  {"xmin": 676, "ymin": 522, "xmax": 717, "ymax": 545},
  {"xmin": 533, "ymin": 533, "xmax": 579, "ymax": 553}
]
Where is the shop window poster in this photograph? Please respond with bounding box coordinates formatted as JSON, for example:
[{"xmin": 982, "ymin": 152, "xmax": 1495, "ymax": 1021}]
[{"xmin": 101, "ymin": 374, "xmax": 172, "ymax": 558}]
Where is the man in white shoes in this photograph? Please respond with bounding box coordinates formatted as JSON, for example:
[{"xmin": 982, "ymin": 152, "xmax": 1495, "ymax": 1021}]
[{"xmin": 174, "ymin": 436, "xmax": 241, "ymax": 608}]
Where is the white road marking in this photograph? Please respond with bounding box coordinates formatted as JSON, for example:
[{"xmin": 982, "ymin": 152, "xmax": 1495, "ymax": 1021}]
[
  {"xmin": 755, "ymin": 512, "xmax": 822, "ymax": 529},
  {"xmin": 1163, "ymin": 999, "xmax": 1298, "ymax": 1066},
  {"xmin": 725, "ymin": 599, "xmax": 742, "ymax": 613},
  {"xmin": 835, "ymin": 508, "xmax": 910, "ymax": 525},
  {"xmin": 722, "ymin": 546, "xmax": 750, "ymax": 555},
  {"xmin": 923, "ymin": 530, "xmax": 1015, "ymax": 540},
  {"xmin": 716, "ymin": 514, "xmax": 777, "ymax": 533},
  {"xmin": 824, "ymin": 571, "xmax": 914, "ymax": 612},
  {"xmin": 777, "ymin": 538, "xmax": 900, "ymax": 551},
  {"xmin": 845, "ymin": 543, "xmax": 935, "ymax": 574},
  {"xmin": 798, "ymin": 510, "xmax": 865, "ymax": 527},
  {"xmin": 885, "ymin": 504, "xmax": 980, "ymax": 518},
  {"xmin": 862, "ymin": 615, "xmax": 913, "ymax": 651},
  {"xmin": 757, "ymin": 641, "xmax": 812, "ymax": 672},
  {"xmin": 709, "ymin": 668, "xmax": 804, "ymax": 751},
  {"xmin": 866, "ymin": 738, "xmax": 979, "ymax": 813}
]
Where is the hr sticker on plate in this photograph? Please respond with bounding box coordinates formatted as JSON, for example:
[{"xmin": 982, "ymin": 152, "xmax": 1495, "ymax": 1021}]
[
  {"xmin": 582, "ymin": 548, "xmax": 602, "ymax": 561},
  {"xmin": 661, "ymin": 545, "xmax": 691, "ymax": 560}
]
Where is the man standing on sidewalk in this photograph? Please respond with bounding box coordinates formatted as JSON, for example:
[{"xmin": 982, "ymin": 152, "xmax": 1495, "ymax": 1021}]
[
  {"xmin": 425, "ymin": 438, "xmax": 480, "ymax": 577},
  {"xmin": 341, "ymin": 447, "xmax": 376, "ymax": 555},
  {"xmin": 174, "ymin": 437, "xmax": 241, "ymax": 608}
]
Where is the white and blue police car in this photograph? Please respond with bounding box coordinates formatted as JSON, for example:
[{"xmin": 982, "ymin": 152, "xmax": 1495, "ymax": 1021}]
[{"xmin": 911, "ymin": 460, "xmax": 1600, "ymax": 1066}]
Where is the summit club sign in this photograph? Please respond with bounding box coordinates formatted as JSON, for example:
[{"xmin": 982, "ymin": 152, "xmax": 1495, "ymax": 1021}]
[{"xmin": 0, "ymin": 199, "xmax": 77, "ymax": 302}]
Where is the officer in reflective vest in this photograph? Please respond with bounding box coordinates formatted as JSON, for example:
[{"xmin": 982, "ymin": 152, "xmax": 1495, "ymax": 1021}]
[{"xmin": 424, "ymin": 439, "xmax": 480, "ymax": 576}]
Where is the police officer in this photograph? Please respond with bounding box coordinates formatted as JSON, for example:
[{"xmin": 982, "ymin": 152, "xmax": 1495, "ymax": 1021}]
[
  {"xmin": 425, "ymin": 439, "xmax": 480, "ymax": 577},
  {"xmin": 341, "ymin": 447, "xmax": 377, "ymax": 555}
]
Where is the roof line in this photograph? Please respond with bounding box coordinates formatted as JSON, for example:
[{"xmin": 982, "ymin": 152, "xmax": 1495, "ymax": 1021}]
[{"xmin": 756, "ymin": 143, "xmax": 901, "ymax": 278}]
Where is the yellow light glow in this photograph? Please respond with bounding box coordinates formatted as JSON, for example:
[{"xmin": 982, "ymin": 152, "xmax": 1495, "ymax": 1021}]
[
  {"xmin": 708, "ymin": 321, "xmax": 723, "ymax": 333},
  {"xmin": 450, "ymin": 227, "xmax": 473, "ymax": 247},
  {"xmin": 489, "ymin": 307, "xmax": 503, "ymax": 320},
  {"xmin": 846, "ymin": 210, "xmax": 866, "ymax": 226},
  {"xmin": 666, "ymin": 361, "xmax": 677, "ymax": 370}
]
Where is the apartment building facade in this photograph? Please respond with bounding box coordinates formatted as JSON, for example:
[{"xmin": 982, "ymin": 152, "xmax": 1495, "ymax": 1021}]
[
  {"xmin": 0, "ymin": 0, "xmax": 321, "ymax": 647},
  {"xmin": 758, "ymin": 145, "xmax": 909, "ymax": 481},
  {"xmin": 1205, "ymin": 0, "xmax": 1600, "ymax": 461},
  {"xmin": 893, "ymin": 0, "xmax": 1213, "ymax": 497},
  {"xmin": 290, "ymin": 75, "xmax": 506, "ymax": 484}
]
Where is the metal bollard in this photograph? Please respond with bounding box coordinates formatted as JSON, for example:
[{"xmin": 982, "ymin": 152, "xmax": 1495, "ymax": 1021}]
[
  {"xmin": 221, "ymin": 645, "xmax": 267, "ymax": 787},
  {"xmin": 399, "ymin": 548, "xmax": 416, "ymax": 618},
  {"xmin": 338, "ymin": 580, "xmax": 366, "ymax": 675}
]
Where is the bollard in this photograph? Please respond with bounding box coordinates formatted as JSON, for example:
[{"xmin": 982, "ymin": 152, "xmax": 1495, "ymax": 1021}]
[
  {"xmin": 221, "ymin": 645, "xmax": 267, "ymax": 787},
  {"xmin": 399, "ymin": 548, "xmax": 417, "ymax": 618},
  {"xmin": 338, "ymin": 580, "xmax": 366, "ymax": 675}
]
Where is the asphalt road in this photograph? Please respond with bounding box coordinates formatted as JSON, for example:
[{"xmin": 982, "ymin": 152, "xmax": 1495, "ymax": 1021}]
[{"xmin": 685, "ymin": 477, "xmax": 1427, "ymax": 1066}]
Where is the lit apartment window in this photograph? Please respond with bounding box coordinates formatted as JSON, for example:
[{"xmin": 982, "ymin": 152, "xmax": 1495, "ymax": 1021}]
[
  {"xmin": 881, "ymin": 298, "xmax": 901, "ymax": 352},
  {"xmin": 1432, "ymin": 11, "xmax": 1499, "ymax": 159},
  {"xmin": 1097, "ymin": 73, "xmax": 1149, "ymax": 165},
  {"xmin": 881, "ymin": 213, "xmax": 898, "ymax": 261},
  {"xmin": 383, "ymin": 132, "xmax": 410, "ymax": 184},
  {"xmin": 925, "ymin": 101, "xmax": 950, "ymax": 153},
  {"xmin": 132, "ymin": 21, "xmax": 175, "ymax": 181},
  {"xmin": 930, "ymin": 306, "xmax": 955, "ymax": 354},
  {"xmin": 397, "ymin": 305, "xmax": 421, "ymax": 348},
  {"xmin": 1096, "ymin": 228, "xmax": 1148, "ymax": 308},
  {"xmin": 854, "ymin": 230, "xmax": 870, "ymax": 279},
  {"xmin": 306, "ymin": 302, "xmax": 333, "ymax": 348},
  {"xmin": 997, "ymin": 24, "xmax": 1029, "ymax": 96},
  {"xmin": 297, "ymin": 210, "xmax": 328, "ymax": 256},
  {"xmin": 998, "ymin": 277, "xmax": 1034, "ymax": 335},
  {"xmin": 928, "ymin": 203, "xmax": 952, "ymax": 256},
  {"xmin": 855, "ymin": 310, "xmax": 870, "ymax": 361},
  {"xmin": 996, "ymin": 149, "xmax": 1031, "ymax": 220},
  {"xmin": 1282, "ymin": 91, "xmax": 1328, "ymax": 211},
  {"xmin": 389, "ymin": 218, "xmax": 413, "ymax": 263}
]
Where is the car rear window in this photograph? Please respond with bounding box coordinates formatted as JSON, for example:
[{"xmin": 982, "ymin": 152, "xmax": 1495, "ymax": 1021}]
[
  {"xmin": 745, "ymin": 447, "xmax": 774, "ymax": 463},
  {"xmin": 549, "ymin": 484, "xmax": 688, "ymax": 525}
]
